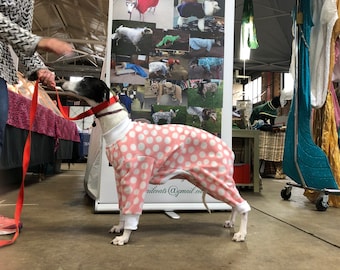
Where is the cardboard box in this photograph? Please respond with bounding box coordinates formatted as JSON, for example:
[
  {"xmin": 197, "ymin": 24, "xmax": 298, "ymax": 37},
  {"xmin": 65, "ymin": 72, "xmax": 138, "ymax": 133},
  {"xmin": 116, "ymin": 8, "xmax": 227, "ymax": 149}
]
[{"xmin": 233, "ymin": 163, "xmax": 251, "ymax": 184}]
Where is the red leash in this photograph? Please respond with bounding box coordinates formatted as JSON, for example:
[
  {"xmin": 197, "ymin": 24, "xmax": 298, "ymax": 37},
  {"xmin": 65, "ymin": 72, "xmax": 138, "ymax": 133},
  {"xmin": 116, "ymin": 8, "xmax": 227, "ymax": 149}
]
[
  {"xmin": 0, "ymin": 82, "xmax": 118, "ymax": 247},
  {"xmin": 54, "ymin": 89, "xmax": 119, "ymax": 120},
  {"xmin": 0, "ymin": 80, "xmax": 39, "ymax": 247}
]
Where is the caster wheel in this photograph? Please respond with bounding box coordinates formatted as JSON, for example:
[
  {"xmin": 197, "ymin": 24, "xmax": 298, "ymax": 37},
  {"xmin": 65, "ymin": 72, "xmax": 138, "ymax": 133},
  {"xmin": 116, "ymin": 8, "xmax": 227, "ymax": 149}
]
[
  {"xmin": 281, "ymin": 188, "xmax": 291, "ymax": 200},
  {"xmin": 315, "ymin": 197, "xmax": 328, "ymax": 211}
]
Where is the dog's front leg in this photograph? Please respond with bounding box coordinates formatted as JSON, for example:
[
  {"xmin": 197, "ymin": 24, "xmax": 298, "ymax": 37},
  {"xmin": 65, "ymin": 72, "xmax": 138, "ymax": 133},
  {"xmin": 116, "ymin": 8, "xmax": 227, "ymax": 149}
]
[
  {"xmin": 232, "ymin": 211, "xmax": 248, "ymax": 242},
  {"xmin": 111, "ymin": 229, "xmax": 132, "ymax": 246},
  {"xmin": 110, "ymin": 214, "xmax": 140, "ymax": 246}
]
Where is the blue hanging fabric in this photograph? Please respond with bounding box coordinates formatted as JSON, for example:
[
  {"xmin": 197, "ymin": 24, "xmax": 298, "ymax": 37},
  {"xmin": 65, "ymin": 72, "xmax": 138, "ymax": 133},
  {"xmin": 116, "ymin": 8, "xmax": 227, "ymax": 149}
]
[{"xmin": 283, "ymin": 0, "xmax": 338, "ymax": 189}]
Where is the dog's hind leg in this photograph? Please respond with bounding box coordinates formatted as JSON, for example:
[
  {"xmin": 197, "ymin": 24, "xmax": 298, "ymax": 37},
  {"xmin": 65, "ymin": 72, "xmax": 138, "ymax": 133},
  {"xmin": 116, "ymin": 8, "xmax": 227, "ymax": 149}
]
[
  {"xmin": 224, "ymin": 202, "xmax": 250, "ymax": 242},
  {"xmin": 224, "ymin": 207, "xmax": 236, "ymax": 229}
]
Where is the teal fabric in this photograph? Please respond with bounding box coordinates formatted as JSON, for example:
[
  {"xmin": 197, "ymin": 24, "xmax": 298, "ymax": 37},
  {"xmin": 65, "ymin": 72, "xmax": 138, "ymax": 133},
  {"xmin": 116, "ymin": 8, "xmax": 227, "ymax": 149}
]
[{"xmin": 283, "ymin": 0, "xmax": 338, "ymax": 190}]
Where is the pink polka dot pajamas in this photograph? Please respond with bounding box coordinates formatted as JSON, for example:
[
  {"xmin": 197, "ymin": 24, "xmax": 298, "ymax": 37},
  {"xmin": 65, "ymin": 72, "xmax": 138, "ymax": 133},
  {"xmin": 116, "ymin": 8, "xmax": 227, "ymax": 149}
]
[{"xmin": 106, "ymin": 121, "xmax": 250, "ymax": 218}]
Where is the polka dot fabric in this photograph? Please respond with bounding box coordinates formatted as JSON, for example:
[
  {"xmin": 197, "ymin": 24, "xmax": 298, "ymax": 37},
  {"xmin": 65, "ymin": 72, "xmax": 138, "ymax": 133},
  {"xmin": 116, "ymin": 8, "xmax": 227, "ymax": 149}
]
[{"xmin": 106, "ymin": 122, "xmax": 246, "ymax": 215}]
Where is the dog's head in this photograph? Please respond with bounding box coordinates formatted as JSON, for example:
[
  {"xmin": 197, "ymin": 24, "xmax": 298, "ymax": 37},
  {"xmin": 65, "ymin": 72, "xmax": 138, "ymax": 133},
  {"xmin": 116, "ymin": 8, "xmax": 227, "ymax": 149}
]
[
  {"xmin": 203, "ymin": 1, "xmax": 220, "ymax": 16},
  {"xmin": 142, "ymin": 27, "xmax": 153, "ymax": 35},
  {"xmin": 62, "ymin": 77, "xmax": 110, "ymax": 106},
  {"xmin": 126, "ymin": 0, "xmax": 137, "ymax": 14},
  {"xmin": 150, "ymin": 81, "xmax": 160, "ymax": 95},
  {"xmin": 202, "ymin": 108, "xmax": 217, "ymax": 122}
]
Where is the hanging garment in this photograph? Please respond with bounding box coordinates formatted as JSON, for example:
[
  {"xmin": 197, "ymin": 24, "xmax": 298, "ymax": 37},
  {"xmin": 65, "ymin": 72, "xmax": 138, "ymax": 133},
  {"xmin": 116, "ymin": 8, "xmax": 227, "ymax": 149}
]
[
  {"xmin": 240, "ymin": 0, "xmax": 259, "ymax": 60},
  {"xmin": 306, "ymin": 0, "xmax": 340, "ymax": 207},
  {"xmin": 307, "ymin": 91, "xmax": 340, "ymax": 207},
  {"xmin": 249, "ymin": 98, "xmax": 280, "ymax": 125},
  {"xmin": 283, "ymin": 0, "xmax": 338, "ymax": 190},
  {"xmin": 309, "ymin": 0, "xmax": 338, "ymax": 108}
]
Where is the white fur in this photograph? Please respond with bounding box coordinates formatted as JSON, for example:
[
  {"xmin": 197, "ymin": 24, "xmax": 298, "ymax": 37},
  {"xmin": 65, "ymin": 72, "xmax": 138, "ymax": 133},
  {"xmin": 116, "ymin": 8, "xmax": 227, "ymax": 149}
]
[{"xmin": 111, "ymin": 25, "xmax": 153, "ymax": 51}]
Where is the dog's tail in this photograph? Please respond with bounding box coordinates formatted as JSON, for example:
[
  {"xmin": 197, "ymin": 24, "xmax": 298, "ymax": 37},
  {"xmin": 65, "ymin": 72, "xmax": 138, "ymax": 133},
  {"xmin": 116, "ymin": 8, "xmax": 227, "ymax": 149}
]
[{"xmin": 202, "ymin": 191, "xmax": 211, "ymax": 214}]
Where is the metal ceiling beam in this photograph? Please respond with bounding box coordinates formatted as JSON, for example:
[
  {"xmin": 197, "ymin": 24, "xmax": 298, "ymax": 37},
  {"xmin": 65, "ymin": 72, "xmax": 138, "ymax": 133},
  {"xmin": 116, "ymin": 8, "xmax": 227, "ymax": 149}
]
[{"xmin": 48, "ymin": 64, "xmax": 102, "ymax": 78}]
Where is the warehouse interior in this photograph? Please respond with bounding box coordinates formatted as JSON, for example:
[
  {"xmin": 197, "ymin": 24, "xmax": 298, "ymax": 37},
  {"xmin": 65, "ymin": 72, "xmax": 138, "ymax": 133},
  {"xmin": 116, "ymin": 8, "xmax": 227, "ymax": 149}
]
[{"xmin": 1, "ymin": 1, "xmax": 340, "ymax": 269}]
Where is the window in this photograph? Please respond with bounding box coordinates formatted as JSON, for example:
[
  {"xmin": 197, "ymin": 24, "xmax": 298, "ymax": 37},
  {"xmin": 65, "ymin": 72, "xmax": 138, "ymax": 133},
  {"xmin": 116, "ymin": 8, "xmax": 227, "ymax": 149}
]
[{"xmin": 244, "ymin": 77, "xmax": 262, "ymax": 104}]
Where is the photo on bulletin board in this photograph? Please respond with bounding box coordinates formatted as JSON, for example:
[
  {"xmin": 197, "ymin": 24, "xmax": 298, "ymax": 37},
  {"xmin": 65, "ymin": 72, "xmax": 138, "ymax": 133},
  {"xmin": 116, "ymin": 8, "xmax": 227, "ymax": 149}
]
[
  {"xmin": 111, "ymin": 54, "xmax": 149, "ymax": 85},
  {"xmin": 152, "ymin": 29, "xmax": 190, "ymax": 52},
  {"xmin": 187, "ymin": 79, "xmax": 223, "ymax": 108},
  {"xmin": 173, "ymin": 0, "xmax": 225, "ymax": 35},
  {"xmin": 151, "ymin": 105, "xmax": 187, "ymax": 125},
  {"xmin": 148, "ymin": 54, "xmax": 189, "ymax": 81},
  {"xmin": 111, "ymin": 20, "xmax": 156, "ymax": 55},
  {"xmin": 112, "ymin": 0, "xmax": 174, "ymax": 29},
  {"xmin": 186, "ymin": 106, "xmax": 221, "ymax": 136}
]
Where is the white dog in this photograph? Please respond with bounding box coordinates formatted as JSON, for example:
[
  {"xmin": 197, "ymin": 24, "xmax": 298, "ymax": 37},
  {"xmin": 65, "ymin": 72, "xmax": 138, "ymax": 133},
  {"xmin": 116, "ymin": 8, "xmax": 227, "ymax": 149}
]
[
  {"xmin": 152, "ymin": 109, "xmax": 179, "ymax": 124},
  {"xmin": 112, "ymin": 25, "xmax": 153, "ymax": 51},
  {"xmin": 62, "ymin": 77, "xmax": 251, "ymax": 246}
]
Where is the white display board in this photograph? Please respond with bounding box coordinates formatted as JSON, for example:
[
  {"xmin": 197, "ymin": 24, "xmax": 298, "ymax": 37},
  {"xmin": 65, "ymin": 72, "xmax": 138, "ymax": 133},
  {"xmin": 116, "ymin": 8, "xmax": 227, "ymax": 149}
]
[{"xmin": 84, "ymin": 0, "xmax": 235, "ymax": 212}]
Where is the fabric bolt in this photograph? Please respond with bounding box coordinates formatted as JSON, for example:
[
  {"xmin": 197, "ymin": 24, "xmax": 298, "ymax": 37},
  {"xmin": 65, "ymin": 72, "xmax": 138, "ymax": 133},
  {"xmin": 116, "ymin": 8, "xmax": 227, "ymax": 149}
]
[
  {"xmin": 105, "ymin": 121, "xmax": 249, "ymax": 217},
  {"xmin": 7, "ymin": 90, "xmax": 79, "ymax": 142},
  {"xmin": 259, "ymin": 131, "xmax": 285, "ymax": 162}
]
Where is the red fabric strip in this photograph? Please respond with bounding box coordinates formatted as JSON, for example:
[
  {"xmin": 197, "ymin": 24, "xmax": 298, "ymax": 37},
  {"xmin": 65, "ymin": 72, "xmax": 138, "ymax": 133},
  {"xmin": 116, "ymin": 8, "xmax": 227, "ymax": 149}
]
[{"xmin": 0, "ymin": 80, "xmax": 39, "ymax": 247}]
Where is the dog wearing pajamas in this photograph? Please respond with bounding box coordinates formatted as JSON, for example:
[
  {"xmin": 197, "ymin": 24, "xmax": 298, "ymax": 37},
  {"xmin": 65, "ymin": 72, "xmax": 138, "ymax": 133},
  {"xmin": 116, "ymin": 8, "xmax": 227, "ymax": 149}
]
[{"xmin": 62, "ymin": 77, "xmax": 251, "ymax": 246}]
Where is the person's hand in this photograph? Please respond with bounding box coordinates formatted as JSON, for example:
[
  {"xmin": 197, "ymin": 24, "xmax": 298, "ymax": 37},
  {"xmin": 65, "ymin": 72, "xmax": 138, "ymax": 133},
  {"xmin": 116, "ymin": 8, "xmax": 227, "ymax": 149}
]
[
  {"xmin": 37, "ymin": 38, "xmax": 73, "ymax": 56},
  {"xmin": 36, "ymin": 69, "xmax": 56, "ymax": 88}
]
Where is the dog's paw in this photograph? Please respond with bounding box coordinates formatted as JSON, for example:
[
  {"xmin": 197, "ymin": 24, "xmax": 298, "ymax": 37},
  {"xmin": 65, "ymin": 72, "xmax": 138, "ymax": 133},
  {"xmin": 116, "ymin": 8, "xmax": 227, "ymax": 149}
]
[
  {"xmin": 223, "ymin": 220, "xmax": 234, "ymax": 228},
  {"xmin": 110, "ymin": 229, "xmax": 132, "ymax": 246},
  {"xmin": 109, "ymin": 225, "xmax": 123, "ymax": 234},
  {"xmin": 111, "ymin": 235, "xmax": 128, "ymax": 246},
  {"xmin": 232, "ymin": 232, "xmax": 246, "ymax": 242}
]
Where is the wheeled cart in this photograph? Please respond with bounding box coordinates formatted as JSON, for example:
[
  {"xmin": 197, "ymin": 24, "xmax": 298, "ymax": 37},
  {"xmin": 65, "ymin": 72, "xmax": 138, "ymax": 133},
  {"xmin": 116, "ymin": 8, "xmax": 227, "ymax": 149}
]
[
  {"xmin": 281, "ymin": 0, "xmax": 340, "ymax": 211},
  {"xmin": 281, "ymin": 183, "xmax": 340, "ymax": 211}
]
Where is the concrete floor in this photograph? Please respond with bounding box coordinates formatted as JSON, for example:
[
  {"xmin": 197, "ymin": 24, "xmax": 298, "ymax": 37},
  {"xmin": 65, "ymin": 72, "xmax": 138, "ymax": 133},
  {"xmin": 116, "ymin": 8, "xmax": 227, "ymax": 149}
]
[{"xmin": 0, "ymin": 163, "xmax": 340, "ymax": 270}]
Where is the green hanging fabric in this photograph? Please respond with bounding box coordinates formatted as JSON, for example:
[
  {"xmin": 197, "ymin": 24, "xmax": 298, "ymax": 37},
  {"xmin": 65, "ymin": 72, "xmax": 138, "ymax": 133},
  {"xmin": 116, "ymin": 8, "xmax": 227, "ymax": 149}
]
[{"xmin": 241, "ymin": 0, "xmax": 259, "ymax": 49}]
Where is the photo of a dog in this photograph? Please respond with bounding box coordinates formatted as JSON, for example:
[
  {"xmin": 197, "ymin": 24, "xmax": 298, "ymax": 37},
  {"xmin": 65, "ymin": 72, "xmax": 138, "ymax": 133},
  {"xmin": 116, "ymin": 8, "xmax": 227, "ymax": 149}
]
[{"xmin": 62, "ymin": 77, "xmax": 251, "ymax": 246}]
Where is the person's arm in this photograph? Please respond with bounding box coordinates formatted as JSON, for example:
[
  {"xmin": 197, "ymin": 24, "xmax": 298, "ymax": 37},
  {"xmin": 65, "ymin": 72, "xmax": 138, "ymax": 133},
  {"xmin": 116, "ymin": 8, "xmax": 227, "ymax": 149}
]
[
  {"xmin": 0, "ymin": 12, "xmax": 41, "ymax": 57},
  {"xmin": 0, "ymin": 10, "xmax": 72, "ymax": 86}
]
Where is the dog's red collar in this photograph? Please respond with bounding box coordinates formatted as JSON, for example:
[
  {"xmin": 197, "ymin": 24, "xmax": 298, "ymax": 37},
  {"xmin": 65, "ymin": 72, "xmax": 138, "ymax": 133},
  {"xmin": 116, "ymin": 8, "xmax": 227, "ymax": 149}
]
[
  {"xmin": 57, "ymin": 94, "xmax": 119, "ymax": 121},
  {"xmin": 91, "ymin": 96, "xmax": 119, "ymax": 116}
]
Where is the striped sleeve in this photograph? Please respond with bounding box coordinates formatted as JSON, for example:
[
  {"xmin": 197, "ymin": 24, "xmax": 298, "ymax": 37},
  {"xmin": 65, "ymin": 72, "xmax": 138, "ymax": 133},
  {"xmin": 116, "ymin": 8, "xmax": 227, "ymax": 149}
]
[{"xmin": 0, "ymin": 12, "xmax": 41, "ymax": 57}]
